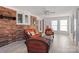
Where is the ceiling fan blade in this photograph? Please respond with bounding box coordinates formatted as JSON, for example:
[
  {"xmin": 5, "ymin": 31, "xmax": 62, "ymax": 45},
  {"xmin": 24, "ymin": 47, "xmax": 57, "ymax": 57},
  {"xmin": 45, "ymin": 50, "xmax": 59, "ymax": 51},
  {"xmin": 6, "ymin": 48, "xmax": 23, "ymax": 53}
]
[{"xmin": 49, "ymin": 11, "xmax": 55, "ymax": 13}]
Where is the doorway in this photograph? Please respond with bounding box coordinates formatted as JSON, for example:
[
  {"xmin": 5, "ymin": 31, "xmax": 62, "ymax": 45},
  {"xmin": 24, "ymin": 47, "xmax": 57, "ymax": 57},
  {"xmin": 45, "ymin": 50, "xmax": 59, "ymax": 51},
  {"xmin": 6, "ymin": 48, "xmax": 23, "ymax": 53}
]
[{"xmin": 51, "ymin": 19, "xmax": 68, "ymax": 34}]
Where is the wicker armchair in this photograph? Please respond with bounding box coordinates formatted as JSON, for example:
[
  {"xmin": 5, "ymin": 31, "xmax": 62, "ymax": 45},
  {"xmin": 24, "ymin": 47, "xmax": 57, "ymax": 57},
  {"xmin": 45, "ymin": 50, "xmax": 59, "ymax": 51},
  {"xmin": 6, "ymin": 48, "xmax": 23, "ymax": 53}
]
[{"xmin": 25, "ymin": 38, "xmax": 49, "ymax": 53}]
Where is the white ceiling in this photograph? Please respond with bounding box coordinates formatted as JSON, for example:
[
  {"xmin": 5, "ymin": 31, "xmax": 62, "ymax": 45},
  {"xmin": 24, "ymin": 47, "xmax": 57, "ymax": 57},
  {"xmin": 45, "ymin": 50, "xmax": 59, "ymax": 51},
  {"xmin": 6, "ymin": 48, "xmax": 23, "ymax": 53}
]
[{"xmin": 11, "ymin": 6, "xmax": 79, "ymax": 17}]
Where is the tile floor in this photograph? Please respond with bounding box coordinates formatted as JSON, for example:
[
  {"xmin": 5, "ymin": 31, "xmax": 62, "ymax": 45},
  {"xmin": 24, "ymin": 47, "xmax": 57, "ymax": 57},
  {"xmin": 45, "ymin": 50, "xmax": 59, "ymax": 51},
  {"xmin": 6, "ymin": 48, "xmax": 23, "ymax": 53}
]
[
  {"xmin": 0, "ymin": 34, "xmax": 78, "ymax": 53},
  {"xmin": 49, "ymin": 34, "xmax": 77, "ymax": 53},
  {"xmin": 0, "ymin": 40, "xmax": 27, "ymax": 53}
]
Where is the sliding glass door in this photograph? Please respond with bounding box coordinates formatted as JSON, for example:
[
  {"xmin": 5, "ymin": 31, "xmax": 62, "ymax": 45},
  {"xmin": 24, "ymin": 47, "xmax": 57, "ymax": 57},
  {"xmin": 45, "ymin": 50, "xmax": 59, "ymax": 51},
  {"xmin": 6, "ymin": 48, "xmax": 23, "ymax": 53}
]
[
  {"xmin": 60, "ymin": 20, "xmax": 68, "ymax": 32},
  {"xmin": 51, "ymin": 19, "xmax": 68, "ymax": 34}
]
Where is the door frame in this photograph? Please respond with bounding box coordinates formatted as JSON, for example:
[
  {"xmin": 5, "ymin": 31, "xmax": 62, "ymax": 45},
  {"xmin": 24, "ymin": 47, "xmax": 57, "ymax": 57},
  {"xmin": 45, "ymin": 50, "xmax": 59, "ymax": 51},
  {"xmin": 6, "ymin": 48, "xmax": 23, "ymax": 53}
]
[{"xmin": 51, "ymin": 19, "xmax": 69, "ymax": 35}]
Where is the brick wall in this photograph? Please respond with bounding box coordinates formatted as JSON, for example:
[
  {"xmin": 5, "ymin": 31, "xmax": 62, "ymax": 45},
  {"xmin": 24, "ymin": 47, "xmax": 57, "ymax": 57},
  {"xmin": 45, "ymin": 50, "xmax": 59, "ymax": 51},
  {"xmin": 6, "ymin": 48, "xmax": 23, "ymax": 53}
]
[{"xmin": 0, "ymin": 6, "xmax": 25, "ymax": 47}]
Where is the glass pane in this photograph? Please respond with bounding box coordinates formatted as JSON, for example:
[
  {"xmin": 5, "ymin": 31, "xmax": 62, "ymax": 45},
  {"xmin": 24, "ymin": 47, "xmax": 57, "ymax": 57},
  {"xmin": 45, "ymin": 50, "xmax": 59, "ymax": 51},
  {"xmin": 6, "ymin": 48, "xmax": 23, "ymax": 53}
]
[
  {"xmin": 25, "ymin": 15, "xmax": 28, "ymax": 23},
  {"xmin": 51, "ymin": 21, "xmax": 57, "ymax": 25},
  {"xmin": 60, "ymin": 26, "xmax": 67, "ymax": 31},
  {"xmin": 60, "ymin": 20, "xmax": 67, "ymax": 25},
  {"xmin": 52, "ymin": 26, "xmax": 57, "ymax": 31},
  {"xmin": 18, "ymin": 14, "xmax": 23, "ymax": 23},
  {"xmin": 51, "ymin": 20, "xmax": 57, "ymax": 31}
]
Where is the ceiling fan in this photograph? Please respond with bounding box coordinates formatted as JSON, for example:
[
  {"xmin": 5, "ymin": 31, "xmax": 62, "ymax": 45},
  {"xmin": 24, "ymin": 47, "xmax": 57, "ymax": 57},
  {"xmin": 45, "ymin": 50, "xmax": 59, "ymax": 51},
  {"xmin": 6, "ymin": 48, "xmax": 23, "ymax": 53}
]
[
  {"xmin": 43, "ymin": 8, "xmax": 56, "ymax": 15},
  {"xmin": 42, "ymin": 8, "xmax": 56, "ymax": 15}
]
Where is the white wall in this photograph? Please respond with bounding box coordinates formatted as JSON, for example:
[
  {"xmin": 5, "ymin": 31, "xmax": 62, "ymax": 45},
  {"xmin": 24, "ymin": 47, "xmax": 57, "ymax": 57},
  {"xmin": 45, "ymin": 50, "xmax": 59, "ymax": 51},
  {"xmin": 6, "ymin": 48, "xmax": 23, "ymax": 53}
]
[
  {"xmin": 68, "ymin": 8, "xmax": 78, "ymax": 45},
  {"xmin": 76, "ymin": 8, "xmax": 79, "ymax": 46}
]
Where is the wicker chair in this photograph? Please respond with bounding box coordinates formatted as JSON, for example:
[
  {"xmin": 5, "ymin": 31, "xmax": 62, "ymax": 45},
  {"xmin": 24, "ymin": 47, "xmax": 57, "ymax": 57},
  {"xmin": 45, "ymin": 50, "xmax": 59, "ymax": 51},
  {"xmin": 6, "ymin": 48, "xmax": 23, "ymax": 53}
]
[{"xmin": 25, "ymin": 38, "xmax": 49, "ymax": 53}]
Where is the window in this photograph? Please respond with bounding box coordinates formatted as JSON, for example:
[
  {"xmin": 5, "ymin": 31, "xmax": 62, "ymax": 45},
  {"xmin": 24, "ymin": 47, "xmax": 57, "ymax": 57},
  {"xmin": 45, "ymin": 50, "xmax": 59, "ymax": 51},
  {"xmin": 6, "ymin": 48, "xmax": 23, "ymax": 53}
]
[
  {"xmin": 16, "ymin": 11, "xmax": 31, "ymax": 25},
  {"xmin": 60, "ymin": 20, "xmax": 67, "ymax": 31},
  {"xmin": 51, "ymin": 20, "xmax": 57, "ymax": 31},
  {"xmin": 18, "ymin": 14, "xmax": 23, "ymax": 23},
  {"xmin": 25, "ymin": 15, "xmax": 28, "ymax": 23}
]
